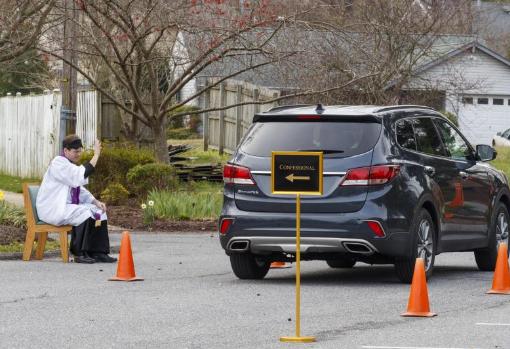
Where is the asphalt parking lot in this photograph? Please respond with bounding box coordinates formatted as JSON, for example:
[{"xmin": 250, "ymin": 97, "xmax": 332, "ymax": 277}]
[{"xmin": 1, "ymin": 232, "xmax": 509, "ymax": 349}]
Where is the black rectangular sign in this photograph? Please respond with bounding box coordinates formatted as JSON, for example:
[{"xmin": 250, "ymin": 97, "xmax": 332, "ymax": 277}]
[{"xmin": 272, "ymin": 152, "xmax": 323, "ymax": 195}]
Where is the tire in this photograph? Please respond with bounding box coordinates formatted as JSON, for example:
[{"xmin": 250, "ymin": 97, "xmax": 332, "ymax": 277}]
[
  {"xmin": 326, "ymin": 257, "xmax": 356, "ymax": 268},
  {"xmin": 394, "ymin": 209, "xmax": 436, "ymax": 284},
  {"xmin": 474, "ymin": 202, "xmax": 509, "ymax": 271},
  {"xmin": 230, "ymin": 253, "xmax": 270, "ymax": 279}
]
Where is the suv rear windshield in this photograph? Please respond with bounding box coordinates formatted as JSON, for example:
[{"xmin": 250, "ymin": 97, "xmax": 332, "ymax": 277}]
[{"xmin": 239, "ymin": 121, "xmax": 382, "ymax": 157}]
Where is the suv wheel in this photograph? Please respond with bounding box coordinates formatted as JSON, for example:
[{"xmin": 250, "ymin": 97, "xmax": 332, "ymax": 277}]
[
  {"xmin": 326, "ymin": 257, "xmax": 356, "ymax": 268},
  {"xmin": 474, "ymin": 202, "xmax": 509, "ymax": 271},
  {"xmin": 230, "ymin": 253, "xmax": 270, "ymax": 279},
  {"xmin": 394, "ymin": 209, "xmax": 436, "ymax": 284}
]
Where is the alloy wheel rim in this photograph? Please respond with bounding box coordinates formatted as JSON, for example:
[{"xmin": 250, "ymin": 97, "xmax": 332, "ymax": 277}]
[
  {"xmin": 417, "ymin": 219, "xmax": 433, "ymax": 271},
  {"xmin": 496, "ymin": 212, "xmax": 509, "ymax": 246}
]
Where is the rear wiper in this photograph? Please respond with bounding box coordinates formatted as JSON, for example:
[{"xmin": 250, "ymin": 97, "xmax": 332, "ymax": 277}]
[{"xmin": 296, "ymin": 149, "xmax": 344, "ymax": 154}]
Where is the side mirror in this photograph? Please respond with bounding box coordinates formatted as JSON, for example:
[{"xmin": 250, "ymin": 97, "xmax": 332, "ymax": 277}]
[
  {"xmin": 477, "ymin": 144, "xmax": 497, "ymax": 161},
  {"xmin": 497, "ymin": 132, "xmax": 502, "ymax": 136}
]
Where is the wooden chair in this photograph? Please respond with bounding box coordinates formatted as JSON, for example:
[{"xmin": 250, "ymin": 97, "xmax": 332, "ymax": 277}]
[{"xmin": 22, "ymin": 183, "xmax": 73, "ymax": 262}]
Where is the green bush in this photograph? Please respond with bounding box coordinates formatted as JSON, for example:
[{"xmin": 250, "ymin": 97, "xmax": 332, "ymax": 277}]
[
  {"xmin": 100, "ymin": 183, "xmax": 130, "ymax": 205},
  {"xmin": 0, "ymin": 201, "xmax": 26, "ymax": 229},
  {"xmin": 126, "ymin": 163, "xmax": 179, "ymax": 198},
  {"xmin": 167, "ymin": 105, "xmax": 201, "ymax": 139},
  {"xmin": 147, "ymin": 189, "xmax": 222, "ymax": 220},
  {"xmin": 441, "ymin": 111, "xmax": 459, "ymax": 127},
  {"xmin": 81, "ymin": 144, "xmax": 155, "ymax": 197},
  {"xmin": 168, "ymin": 105, "xmax": 200, "ymax": 127}
]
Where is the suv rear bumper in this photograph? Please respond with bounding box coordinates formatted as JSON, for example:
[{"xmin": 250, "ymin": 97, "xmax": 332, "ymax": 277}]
[
  {"xmin": 226, "ymin": 236, "xmax": 378, "ymax": 255},
  {"xmin": 219, "ymin": 199, "xmax": 413, "ymax": 258}
]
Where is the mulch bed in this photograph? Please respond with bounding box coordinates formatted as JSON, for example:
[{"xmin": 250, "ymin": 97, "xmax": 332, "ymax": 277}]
[
  {"xmin": 0, "ymin": 225, "xmax": 27, "ymax": 245},
  {"xmin": 0, "ymin": 206, "xmax": 217, "ymax": 247},
  {"xmin": 106, "ymin": 205, "xmax": 217, "ymax": 232}
]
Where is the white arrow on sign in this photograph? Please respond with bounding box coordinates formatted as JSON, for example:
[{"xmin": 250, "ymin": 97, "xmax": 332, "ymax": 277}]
[{"xmin": 285, "ymin": 174, "xmax": 310, "ymax": 182}]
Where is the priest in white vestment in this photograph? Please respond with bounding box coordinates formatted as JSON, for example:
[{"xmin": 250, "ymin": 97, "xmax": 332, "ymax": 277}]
[{"xmin": 36, "ymin": 135, "xmax": 117, "ymax": 264}]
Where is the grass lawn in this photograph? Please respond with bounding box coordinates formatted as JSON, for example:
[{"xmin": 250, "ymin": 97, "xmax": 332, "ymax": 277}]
[
  {"xmin": 492, "ymin": 146, "xmax": 510, "ymax": 178},
  {"xmin": 0, "ymin": 173, "xmax": 40, "ymax": 193},
  {"xmin": 0, "ymin": 240, "xmax": 61, "ymax": 253}
]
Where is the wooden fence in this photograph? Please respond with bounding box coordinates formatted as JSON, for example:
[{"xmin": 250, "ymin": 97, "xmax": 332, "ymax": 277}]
[
  {"xmin": 0, "ymin": 90, "xmax": 99, "ymax": 178},
  {"xmin": 202, "ymin": 79, "xmax": 280, "ymax": 154}
]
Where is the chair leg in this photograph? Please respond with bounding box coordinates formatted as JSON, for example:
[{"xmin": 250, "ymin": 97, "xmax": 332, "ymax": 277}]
[
  {"xmin": 35, "ymin": 232, "xmax": 48, "ymax": 260},
  {"xmin": 60, "ymin": 231, "xmax": 69, "ymax": 263},
  {"xmin": 22, "ymin": 229, "xmax": 36, "ymax": 261}
]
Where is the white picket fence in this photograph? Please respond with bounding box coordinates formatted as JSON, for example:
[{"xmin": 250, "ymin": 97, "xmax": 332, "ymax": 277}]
[{"xmin": 0, "ymin": 90, "xmax": 99, "ymax": 178}]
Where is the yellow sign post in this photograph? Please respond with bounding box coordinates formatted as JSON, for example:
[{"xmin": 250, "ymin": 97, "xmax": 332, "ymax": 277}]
[{"xmin": 272, "ymin": 151, "xmax": 323, "ymax": 343}]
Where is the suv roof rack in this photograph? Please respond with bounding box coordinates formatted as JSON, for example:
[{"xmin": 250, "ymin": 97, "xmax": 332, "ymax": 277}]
[
  {"xmin": 265, "ymin": 104, "xmax": 314, "ymax": 113},
  {"xmin": 373, "ymin": 105, "xmax": 435, "ymax": 113}
]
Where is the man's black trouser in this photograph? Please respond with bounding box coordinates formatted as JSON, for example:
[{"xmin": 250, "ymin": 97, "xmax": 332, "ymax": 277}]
[{"xmin": 70, "ymin": 218, "xmax": 110, "ymax": 256}]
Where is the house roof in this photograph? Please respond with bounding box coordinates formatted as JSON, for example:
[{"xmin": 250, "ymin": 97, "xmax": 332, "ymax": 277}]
[
  {"xmin": 181, "ymin": 28, "xmax": 323, "ymax": 90},
  {"xmin": 385, "ymin": 41, "xmax": 510, "ymax": 89},
  {"xmin": 182, "ymin": 29, "xmax": 484, "ymax": 91},
  {"xmin": 474, "ymin": 1, "xmax": 510, "ymax": 37}
]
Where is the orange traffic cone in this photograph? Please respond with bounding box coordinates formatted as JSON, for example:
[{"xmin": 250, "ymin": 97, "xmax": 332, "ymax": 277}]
[
  {"xmin": 487, "ymin": 242, "xmax": 510, "ymax": 294},
  {"xmin": 109, "ymin": 231, "xmax": 143, "ymax": 282},
  {"xmin": 401, "ymin": 258, "xmax": 437, "ymax": 317},
  {"xmin": 270, "ymin": 261, "xmax": 291, "ymax": 269}
]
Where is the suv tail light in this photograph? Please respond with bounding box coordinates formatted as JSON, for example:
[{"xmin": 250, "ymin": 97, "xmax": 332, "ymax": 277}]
[
  {"xmin": 341, "ymin": 165, "xmax": 400, "ymax": 186},
  {"xmin": 223, "ymin": 164, "xmax": 255, "ymax": 185},
  {"xmin": 365, "ymin": 220, "xmax": 386, "ymax": 237},
  {"xmin": 219, "ymin": 218, "xmax": 234, "ymax": 235}
]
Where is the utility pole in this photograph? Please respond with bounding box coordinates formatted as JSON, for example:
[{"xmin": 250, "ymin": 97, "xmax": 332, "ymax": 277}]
[{"xmin": 61, "ymin": 0, "xmax": 78, "ymax": 139}]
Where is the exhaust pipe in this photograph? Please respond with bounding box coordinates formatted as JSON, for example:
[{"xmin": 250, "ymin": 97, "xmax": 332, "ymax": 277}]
[
  {"xmin": 228, "ymin": 240, "xmax": 250, "ymax": 252},
  {"xmin": 343, "ymin": 242, "xmax": 374, "ymax": 255}
]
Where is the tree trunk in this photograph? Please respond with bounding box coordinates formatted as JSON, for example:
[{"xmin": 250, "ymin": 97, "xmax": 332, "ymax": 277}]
[{"xmin": 153, "ymin": 122, "xmax": 169, "ymax": 163}]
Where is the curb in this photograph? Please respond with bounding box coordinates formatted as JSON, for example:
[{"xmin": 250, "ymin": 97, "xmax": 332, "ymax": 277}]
[{"xmin": 0, "ymin": 245, "xmax": 120, "ymax": 261}]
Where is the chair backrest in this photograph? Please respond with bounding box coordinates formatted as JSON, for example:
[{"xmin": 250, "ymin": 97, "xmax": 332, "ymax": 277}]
[{"xmin": 22, "ymin": 183, "xmax": 41, "ymax": 226}]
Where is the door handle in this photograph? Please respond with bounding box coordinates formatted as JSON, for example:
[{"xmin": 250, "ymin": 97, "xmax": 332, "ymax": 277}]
[
  {"xmin": 424, "ymin": 166, "xmax": 435, "ymax": 177},
  {"xmin": 460, "ymin": 171, "xmax": 468, "ymax": 180}
]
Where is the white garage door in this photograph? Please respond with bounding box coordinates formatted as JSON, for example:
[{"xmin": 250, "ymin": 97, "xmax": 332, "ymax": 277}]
[{"xmin": 457, "ymin": 95, "xmax": 510, "ymax": 146}]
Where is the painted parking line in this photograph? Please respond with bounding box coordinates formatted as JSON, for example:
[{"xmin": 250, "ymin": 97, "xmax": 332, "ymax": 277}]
[
  {"xmin": 476, "ymin": 322, "xmax": 510, "ymax": 326},
  {"xmin": 362, "ymin": 346, "xmax": 480, "ymax": 349}
]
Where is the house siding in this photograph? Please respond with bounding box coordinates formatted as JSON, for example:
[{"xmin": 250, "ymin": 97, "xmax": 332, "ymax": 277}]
[
  {"xmin": 172, "ymin": 32, "xmax": 198, "ymax": 106},
  {"xmin": 408, "ymin": 49, "xmax": 510, "ymax": 95},
  {"xmin": 405, "ymin": 47, "xmax": 510, "ymax": 145}
]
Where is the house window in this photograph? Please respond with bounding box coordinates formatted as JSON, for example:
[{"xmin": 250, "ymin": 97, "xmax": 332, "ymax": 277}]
[
  {"xmin": 493, "ymin": 98, "xmax": 504, "ymax": 105},
  {"xmin": 462, "ymin": 97, "xmax": 473, "ymax": 104},
  {"xmin": 478, "ymin": 98, "xmax": 489, "ymax": 104}
]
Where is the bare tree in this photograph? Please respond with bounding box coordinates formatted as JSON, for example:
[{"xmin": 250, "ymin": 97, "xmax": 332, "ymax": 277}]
[
  {"xmin": 39, "ymin": 0, "xmax": 377, "ymax": 162},
  {"xmin": 292, "ymin": 0, "xmax": 476, "ymax": 105},
  {"xmin": 0, "ymin": 0, "xmax": 55, "ymax": 63}
]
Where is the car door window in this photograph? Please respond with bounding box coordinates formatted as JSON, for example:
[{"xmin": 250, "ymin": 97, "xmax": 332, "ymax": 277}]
[
  {"xmin": 434, "ymin": 119, "xmax": 472, "ymax": 161},
  {"xmin": 395, "ymin": 119, "xmax": 417, "ymax": 151},
  {"xmin": 503, "ymin": 129, "xmax": 510, "ymax": 139},
  {"xmin": 413, "ymin": 118, "xmax": 446, "ymax": 156}
]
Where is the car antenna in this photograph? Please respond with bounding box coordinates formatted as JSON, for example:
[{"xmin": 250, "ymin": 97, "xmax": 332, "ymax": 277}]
[{"xmin": 316, "ymin": 103, "xmax": 324, "ymax": 114}]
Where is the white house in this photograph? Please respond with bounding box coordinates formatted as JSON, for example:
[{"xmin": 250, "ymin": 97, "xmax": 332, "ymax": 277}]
[{"xmin": 399, "ymin": 41, "xmax": 510, "ymax": 146}]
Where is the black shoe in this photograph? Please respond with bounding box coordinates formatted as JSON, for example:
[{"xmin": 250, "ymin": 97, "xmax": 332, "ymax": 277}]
[
  {"xmin": 74, "ymin": 255, "xmax": 95, "ymax": 264},
  {"xmin": 90, "ymin": 253, "xmax": 117, "ymax": 263}
]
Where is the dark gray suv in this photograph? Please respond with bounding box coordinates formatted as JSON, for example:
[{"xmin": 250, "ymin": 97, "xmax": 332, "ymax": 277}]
[{"xmin": 219, "ymin": 105, "xmax": 510, "ymax": 283}]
